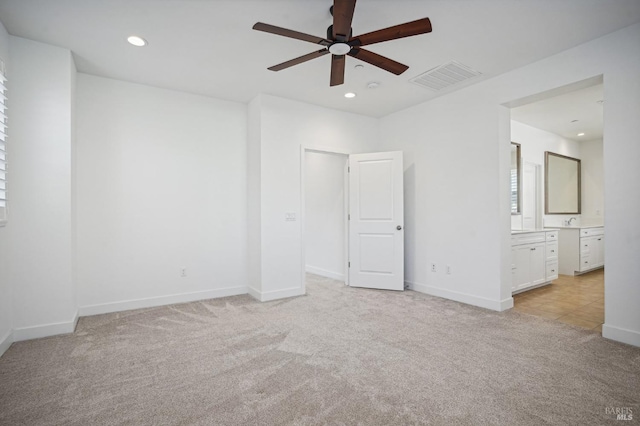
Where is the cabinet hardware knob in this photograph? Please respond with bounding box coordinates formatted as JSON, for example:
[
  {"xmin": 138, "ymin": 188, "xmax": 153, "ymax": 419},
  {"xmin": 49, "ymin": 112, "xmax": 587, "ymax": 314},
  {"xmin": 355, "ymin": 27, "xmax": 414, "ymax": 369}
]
[{"xmin": 396, "ymin": 225, "xmax": 402, "ymax": 230}]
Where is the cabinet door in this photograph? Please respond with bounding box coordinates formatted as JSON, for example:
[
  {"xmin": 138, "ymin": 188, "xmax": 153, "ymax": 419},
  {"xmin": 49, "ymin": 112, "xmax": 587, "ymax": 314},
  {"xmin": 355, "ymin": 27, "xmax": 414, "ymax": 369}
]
[
  {"xmin": 595, "ymin": 236, "xmax": 605, "ymax": 267},
  {"xmin": 529, "ymin": 243, "xmax": 546, "ymax": 286},
  {"xmin": 512, "ymin": 246, "xmax": 531, "ymax": 291}
]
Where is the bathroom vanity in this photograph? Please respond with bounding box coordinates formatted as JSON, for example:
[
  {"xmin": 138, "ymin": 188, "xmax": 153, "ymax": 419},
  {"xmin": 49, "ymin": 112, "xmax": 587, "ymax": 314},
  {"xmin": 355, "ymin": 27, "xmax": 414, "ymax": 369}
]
[
  {"xmin": 511, "ymin": 229, "xmax": 559, "ymax": 294},
  {"xmin": 555, "ymin": 226, "xmax": 604, "ymax": 275}
]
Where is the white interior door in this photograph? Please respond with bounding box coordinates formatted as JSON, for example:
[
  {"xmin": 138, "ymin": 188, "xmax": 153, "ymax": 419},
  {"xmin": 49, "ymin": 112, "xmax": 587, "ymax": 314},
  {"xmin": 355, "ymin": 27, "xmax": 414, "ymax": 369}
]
[{"xmin": 348, "ymin": 151, "xmax": 404, "ymax": 291}]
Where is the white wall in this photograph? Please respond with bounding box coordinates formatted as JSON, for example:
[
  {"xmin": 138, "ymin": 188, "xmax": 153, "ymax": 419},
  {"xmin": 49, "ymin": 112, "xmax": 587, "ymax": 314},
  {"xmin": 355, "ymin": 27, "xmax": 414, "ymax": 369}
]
[
  {"xmin": 4, "ymin": 36, "xmax": 76, "ymax": 341},
  {"xmin": 0, "ymin": 20, "xmax": 11, "ymax": 356},
  {"xmin": 304, "ymin": 151, "xmax": 347, "ymax": 280},
  {"xmin": 76, "ymin": 74, "xmax": 248, "ymax": 315},
  {"xmin": 580, "ymin": 138, "xmax": 604, "ymax": 225},
  {"xmin": 511, "ymin": 120, "xmax": 581, "ymax": 227},
  {"xmin": 248, "ymin": 94, "xmax": 380, "ymax": 301},
  {"xmin": 379, "ymin": 86, "xmax": 507, "ymax": 310},
  {"xmin": 379, "ymin": 23, "xmax": 640, "ymax": 348}
]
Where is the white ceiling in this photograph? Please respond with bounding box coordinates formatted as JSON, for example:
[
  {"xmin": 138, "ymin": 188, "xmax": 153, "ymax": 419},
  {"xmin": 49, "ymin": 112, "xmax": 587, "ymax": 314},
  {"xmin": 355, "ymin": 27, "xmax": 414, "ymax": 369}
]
[
  {"xmin": 0, "ymin": 0, "xmax": 639, "ymax": 117},
  {"xmin": 511, "ymin": 83, "xmax": 604, "ymax": 142}
]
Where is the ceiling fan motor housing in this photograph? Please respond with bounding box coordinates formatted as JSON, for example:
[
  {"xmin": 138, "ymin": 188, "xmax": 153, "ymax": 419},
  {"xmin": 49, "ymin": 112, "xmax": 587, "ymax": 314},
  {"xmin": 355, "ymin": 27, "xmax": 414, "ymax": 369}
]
[{"xmin": 327, "ymin": 25, "xmax": 352, "ymax": 42}]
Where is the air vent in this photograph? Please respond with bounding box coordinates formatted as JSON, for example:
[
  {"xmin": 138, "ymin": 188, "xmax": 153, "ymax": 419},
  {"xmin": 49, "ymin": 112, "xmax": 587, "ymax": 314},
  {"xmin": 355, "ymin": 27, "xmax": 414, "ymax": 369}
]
[{"xmin": 410, "ymin": 60, "xmax": 482, "ymax": 91}]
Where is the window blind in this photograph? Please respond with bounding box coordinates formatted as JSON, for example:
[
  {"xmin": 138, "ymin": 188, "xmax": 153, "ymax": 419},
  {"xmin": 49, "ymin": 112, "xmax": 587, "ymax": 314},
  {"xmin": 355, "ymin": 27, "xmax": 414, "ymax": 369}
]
[{"xmin": 0, "ymin": 64, "xmax": 7, "ymax": 222}]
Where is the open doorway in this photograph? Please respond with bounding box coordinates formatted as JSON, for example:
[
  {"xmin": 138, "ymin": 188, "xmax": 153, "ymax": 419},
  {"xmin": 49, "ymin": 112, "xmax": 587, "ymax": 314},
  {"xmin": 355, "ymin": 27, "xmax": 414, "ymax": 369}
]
[
  {"xmin": 507, "ymin": 76, "xmax": 605, "ymax": 333},
  {"xmin": 303, "ymin": 149, "xmax": 349, "ymax": 284}
]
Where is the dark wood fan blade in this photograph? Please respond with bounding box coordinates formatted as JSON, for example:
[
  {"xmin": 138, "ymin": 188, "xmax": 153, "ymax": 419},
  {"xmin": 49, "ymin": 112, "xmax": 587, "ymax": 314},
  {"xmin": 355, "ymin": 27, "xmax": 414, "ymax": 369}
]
[
  {"xmin": 348, "ymin": 48, "xmax": 409, "ymax": 75},
  {"xmin": 350, "ymin": 17, "xmax": 432, "ymax": 47},
  {"xmin": 332, "ymin": 0, "xmax": 357, "ymax": 41},
  {"xmin": 330, "ymin": 55, "xmax": 346, "ymax": 86},
  {"xmin": 268, "ymin": 49, "xmax": 329, "ymax": 71},
  {"xmin": 253, "ymin": 22, "xmax": 331, "ymax": 46}
]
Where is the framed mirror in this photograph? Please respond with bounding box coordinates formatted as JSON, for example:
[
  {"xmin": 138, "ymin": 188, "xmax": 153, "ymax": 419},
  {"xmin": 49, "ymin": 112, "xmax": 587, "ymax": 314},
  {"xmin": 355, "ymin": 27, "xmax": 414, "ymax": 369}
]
[
  {"xmin": 545, "ymin": 151, "xmax": 581, "ymax": 214},
  {"xmin": 510, "ymin": 142, "xmax": 521, "ymax": 214}
]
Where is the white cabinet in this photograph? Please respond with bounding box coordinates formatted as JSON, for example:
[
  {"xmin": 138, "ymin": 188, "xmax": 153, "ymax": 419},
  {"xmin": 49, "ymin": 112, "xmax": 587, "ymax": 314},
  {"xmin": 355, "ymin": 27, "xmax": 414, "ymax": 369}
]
[
  {"xmin": 511, "ymin": 230, "xmax": 558, "ymax": 293},
  {"xmin": 557, "ymin": 227, "xmax": 604, "ymax": 275},
  {"xmin": 580, "ymin": 233, "xmax": 604, "ymax": 272}
]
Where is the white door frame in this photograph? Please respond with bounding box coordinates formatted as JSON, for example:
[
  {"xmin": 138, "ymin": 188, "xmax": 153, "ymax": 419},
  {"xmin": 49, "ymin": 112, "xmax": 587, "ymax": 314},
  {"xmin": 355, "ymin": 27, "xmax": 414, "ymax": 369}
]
[{"xmin": 300, "ymin": 145, "xmax": 350, "ymax": 295}]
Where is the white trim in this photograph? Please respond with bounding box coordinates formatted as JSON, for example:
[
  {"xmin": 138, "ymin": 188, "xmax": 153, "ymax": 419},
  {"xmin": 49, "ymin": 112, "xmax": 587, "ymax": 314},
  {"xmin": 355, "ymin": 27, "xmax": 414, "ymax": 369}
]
[
  {"xmin": 305, "ymin": 265, "xmax": 345, "ymax": 281},
  {"xmin": 13, "ymin": 312, "xmax": 79, "ymax": 342},
  {"xmin": 500, "ymin": 296, "xmax": 515, "ymax": 311},
  {"xmin": 79, "ymin": 286, "xmax": 248, "ymax": 317},
  {"xmin": 249, "ymin": 286, "xmax": 305, "ymax": 303},
  {"xmin": 602, "ymin": 324, "xmax": 640, "ymax": 348},
  {"xmin": 406, "ymin": 280, "xmax": 507, "ymax": 311},
  {"xmin": 0, "ymin": 330, "xmax": 13, "ymax": 357},
  {"xmin": 247, "ymin": 286, "xmax": 262, "ymax": 301}
]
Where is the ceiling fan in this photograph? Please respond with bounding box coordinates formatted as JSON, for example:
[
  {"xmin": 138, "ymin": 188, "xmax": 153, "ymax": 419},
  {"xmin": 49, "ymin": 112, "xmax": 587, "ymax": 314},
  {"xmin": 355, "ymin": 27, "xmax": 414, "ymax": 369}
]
[{"xmin": 252, "ymin": 0, "xmax": 432, "ymax": 86}]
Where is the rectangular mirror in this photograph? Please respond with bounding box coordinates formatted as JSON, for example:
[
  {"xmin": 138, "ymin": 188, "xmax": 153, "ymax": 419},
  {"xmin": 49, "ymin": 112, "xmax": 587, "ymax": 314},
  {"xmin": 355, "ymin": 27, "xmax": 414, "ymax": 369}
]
[
  {"xmin": 545, "ymin": 151, "xmax": 581, "ymax": 214},
  {"xmin": 510, "ymin": 142, "xmax": 521, "ymax": 214}
]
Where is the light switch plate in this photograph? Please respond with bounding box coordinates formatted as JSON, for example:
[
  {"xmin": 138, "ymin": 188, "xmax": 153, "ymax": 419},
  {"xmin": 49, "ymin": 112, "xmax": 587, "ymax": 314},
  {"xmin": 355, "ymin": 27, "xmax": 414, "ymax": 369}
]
[{"xmin": 285, "ymin": 212, "xmax": 296, "ymax": 222}]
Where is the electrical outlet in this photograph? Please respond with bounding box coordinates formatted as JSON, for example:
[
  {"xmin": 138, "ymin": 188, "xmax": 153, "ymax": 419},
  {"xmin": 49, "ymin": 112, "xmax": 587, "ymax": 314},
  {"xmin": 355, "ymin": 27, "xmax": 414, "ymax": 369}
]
[
  {"xmin": 180, "ymin": 268, "xmax": 187, "ymax": 277},
  {"xmin": 430, "ymin": 263, "xmax": 437, "ymax": 273},
  {"xmin": 446, "ymin": 265, "xmax": 451, "ymax": 275}
]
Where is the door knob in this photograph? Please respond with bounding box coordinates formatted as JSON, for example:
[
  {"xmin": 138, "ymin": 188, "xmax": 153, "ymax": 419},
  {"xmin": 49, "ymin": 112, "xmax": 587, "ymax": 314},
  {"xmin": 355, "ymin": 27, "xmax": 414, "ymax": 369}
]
[{"xmin": 397, "ymin": 225, "xmax": 402, "ymax": 230}]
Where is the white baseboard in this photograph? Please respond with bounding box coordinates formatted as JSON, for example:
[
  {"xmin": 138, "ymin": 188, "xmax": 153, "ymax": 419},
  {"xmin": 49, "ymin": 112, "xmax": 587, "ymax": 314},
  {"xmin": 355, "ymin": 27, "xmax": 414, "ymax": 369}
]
[
  {"xmin": 248, "ymin": 286, "xmax": 305, "ymax": 302},
  {"xmin": 602, "ymin": 324, "xmax": 640, "ymax": 348},
  {"xmin": 0, "ymin": 330, "xmax": 13, "ymax": 357},
  {"xmin": 305, "ymin": 265, "xmax": 344, "ymax": 281},
  {"xmin": 500, "ymin": 297, "xmax": 514, "ymax": 311},
  {"xmin": 13, "ymin": 311, "xmax": 79, "ymax": 342},
  {"xmin": 406, "ymin": 280, "xmax": 506, "ymax": 311},
  {"xmin": 79, "ymin": 286, "xmax": 248, "ymax": 317}
]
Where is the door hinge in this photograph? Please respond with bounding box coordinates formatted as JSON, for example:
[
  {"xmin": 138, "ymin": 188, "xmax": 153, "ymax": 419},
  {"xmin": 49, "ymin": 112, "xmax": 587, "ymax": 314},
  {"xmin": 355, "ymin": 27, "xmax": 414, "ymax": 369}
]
[
  {"xmin": 348, "ymin": 166, "xmax": 350, "ymax": 173},
  {"xmin": 348, "ymin": 262, "xmax": 351, "ymax": 268},
  {"xmin": 348, "ymin": 214, "xmax": 350, "ymax": 220}
]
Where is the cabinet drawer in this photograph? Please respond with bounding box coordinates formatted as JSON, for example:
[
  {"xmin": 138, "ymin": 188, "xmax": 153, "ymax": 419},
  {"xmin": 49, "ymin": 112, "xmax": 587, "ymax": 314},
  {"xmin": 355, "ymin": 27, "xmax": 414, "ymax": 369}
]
[
  {"xmin": 580, "ymin": 227, "xmax": 604, "ymax": 237},
  {"xmin": 546, "ymin": 242, "xmax": 558, "ymax": 260},
  {"xmin": 546, "ymin": 261, "xmax": 558, "ymax": 280},
  {"xmin": 580, "ymin": 255, "xmax": 592, "ymax": 271},
  {"xmin": 511, "ymin": 233, "xmax": 546, "ymax": 246},
  {"xmin": 545, "ymin": 231, "xmax": 558, "ymax": 241}
]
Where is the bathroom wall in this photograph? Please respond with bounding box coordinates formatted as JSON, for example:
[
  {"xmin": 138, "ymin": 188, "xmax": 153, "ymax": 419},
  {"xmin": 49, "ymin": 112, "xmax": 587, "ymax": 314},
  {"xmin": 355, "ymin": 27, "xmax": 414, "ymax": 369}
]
[
  {"xmin": 580, "ymin": 138, "xmax": 604, "ymax": 226},
  {"xmin": 511, "ymin": 120, "xmax": 587, "ymax": 228}
]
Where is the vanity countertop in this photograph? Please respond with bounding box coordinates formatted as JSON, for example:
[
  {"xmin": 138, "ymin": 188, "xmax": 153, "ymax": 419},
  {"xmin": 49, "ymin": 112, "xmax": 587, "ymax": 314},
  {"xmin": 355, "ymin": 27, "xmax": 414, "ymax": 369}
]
[
  {"xmin": 545, "ymin": 225, "xmax": 604, "ymax": 230},
  {"xmin": 511, "ymin": 229, "xmax": 558, "ymax": 235}
]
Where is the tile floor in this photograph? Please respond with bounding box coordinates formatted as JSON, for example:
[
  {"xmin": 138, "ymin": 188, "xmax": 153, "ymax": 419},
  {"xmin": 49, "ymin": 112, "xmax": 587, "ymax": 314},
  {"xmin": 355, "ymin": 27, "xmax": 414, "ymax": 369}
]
[{"xmin": 513, "ymin": 268, "xmax": 604, "ymax": 333}]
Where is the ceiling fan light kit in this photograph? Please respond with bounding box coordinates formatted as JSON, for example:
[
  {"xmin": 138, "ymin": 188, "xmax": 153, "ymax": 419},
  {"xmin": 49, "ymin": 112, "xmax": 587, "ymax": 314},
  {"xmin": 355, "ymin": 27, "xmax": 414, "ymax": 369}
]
[{"xmin": 253, "ymin": 0, "xmax": 432, "ymax": 87}]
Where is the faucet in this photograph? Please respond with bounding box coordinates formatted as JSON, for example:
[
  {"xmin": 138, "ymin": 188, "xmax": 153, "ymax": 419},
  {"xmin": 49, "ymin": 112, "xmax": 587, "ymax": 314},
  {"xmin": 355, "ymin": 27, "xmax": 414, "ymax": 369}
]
[{"xmin": 568, "ymin": 217, "xmax": 577, "ymax": 226}]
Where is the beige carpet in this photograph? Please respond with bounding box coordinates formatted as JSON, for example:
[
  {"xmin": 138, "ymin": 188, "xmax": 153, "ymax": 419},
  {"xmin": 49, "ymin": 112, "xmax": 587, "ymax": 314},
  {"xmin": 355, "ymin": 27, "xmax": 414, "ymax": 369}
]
[{"xmin": 0, "ymin": 274, "xmax": 638, "ymax": 425}]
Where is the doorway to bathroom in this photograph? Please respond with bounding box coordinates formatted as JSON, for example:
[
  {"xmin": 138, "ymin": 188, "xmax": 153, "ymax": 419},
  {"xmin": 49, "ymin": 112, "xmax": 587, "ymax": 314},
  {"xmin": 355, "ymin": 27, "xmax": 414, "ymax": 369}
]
[{"xmin": 507, "ymin": 76, "xmax": 605, "ymax": 333}]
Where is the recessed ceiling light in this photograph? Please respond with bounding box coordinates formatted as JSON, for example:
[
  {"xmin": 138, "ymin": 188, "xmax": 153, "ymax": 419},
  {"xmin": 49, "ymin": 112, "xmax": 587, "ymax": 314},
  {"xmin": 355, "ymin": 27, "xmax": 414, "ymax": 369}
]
[
  {"xmin": 571, "ymin": 119, "xmax": 579, "ymax": 123},
  {"xmin": 127, "ymin": 35, "xmax": 147, "ymax": 47},
  {"xmin": 367, "ymin": 82, "xmax": 380, "ymax": 89},
  {"xmin": 344, "ymin": 92, "xmax": 356, "ymax": 98},
  {"xmin": 577, "ymin": 133, "xmax": 585, "ymax": 136},
  {"xmin": 354, "ymin": 64, "xmax": 364, "ymax": 70}
]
